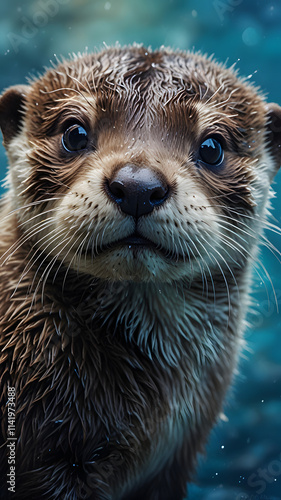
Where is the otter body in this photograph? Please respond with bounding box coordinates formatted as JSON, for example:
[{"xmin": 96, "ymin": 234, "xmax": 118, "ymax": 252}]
[{"xmin": 0, "ymin": 46, "xmax": 280, "ymax": 499}]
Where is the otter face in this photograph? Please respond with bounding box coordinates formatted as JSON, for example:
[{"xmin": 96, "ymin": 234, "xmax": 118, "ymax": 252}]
[{"xmin": 1, "ymin": 47, "xmax": 281, "ymax": 283}]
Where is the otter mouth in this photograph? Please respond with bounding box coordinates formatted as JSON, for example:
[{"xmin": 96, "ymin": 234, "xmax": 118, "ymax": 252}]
[
  {"xmin": 81, "ymin": 231, "xmax": 185, "ymax": 261},
  {"xmin": 99, "ymin": 231, "xmax": 158, "ymax": 252},
  {"xmin": 113, "ymin": 233, "xmax": 157, "ymax": 248}
]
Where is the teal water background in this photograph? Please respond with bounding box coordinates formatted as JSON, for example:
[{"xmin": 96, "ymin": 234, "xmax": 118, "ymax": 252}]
[{"xmin": 0, "ymin": 1, "xmax": 281, "ymax": 498}]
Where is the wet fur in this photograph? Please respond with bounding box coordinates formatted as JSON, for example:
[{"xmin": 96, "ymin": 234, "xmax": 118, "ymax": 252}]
[{"xmin": 0, "ymin": 46, "xmax": 281, "ymax": 499}]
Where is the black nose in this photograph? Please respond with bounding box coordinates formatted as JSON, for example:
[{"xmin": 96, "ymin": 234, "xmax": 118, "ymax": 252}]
[{"xmin": 107, "ymin": 165, "xmax": 169, "ymax": 218}]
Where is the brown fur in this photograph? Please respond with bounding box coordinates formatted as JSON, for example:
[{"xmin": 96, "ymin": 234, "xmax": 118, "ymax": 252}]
[{"xmin": 0, "ymin": 45, "xmax": 281, "ymax": 499}]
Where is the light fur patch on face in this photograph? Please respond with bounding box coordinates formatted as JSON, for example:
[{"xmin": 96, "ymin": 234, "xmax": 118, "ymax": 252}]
[{"xmin": 34, "ymin": 152, "xmax": 222, "ymax": 283}]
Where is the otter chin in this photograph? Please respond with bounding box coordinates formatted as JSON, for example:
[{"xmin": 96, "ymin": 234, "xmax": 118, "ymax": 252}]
[{"xmin": 0, "ymin": 46, "xmax": 281, "ymax": 499}]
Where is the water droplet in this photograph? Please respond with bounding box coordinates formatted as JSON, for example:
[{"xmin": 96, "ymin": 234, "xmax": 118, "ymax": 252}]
[
  {"xmin": 242, "ymin": 27, "xmax": 261, "ymax": 47},
  {"xmin": 191, "ymin": 9, "xmax": 197, "ymax": 17},
  {"xmin": 104, "ymin": 1, "xmax": 111, "ymax": 10}
]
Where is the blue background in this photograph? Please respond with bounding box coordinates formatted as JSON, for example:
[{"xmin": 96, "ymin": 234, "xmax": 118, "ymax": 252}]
[{"xmin": 0, "ymin": 1, "xmax": 281, "ymax": 498}]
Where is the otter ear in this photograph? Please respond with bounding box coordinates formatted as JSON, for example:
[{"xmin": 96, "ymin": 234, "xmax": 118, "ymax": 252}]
[
  {"xmin": 266, "ymin": 103, "xmax": 281, "ymax": 172},
  {"xmin": 0, "ymin": 85, "xmax": 29, "ymax": 146}
]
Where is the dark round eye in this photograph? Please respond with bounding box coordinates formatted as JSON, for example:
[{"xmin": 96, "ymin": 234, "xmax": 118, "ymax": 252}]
[
  {"xmin": 199, "ymin": 137, "xmax": 224, "ymax": 166},
  {"xmin": 62, "ymin": 124, "xmax": 88, "ymax": 152}
]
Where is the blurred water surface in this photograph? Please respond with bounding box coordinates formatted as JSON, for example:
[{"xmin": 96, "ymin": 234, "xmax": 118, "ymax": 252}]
[{"xmin": 0, "ymin": 1, "xmax": 281, "ymax": 498}]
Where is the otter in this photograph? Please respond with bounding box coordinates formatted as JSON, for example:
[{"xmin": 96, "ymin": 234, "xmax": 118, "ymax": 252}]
[{"xmin": 0, "ymin": 46, "xmax": 281, "ymax": 500}]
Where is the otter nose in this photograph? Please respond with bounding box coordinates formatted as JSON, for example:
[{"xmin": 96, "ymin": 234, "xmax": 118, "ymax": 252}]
[{"xmin": 107, "ymin": 165, "xmax": 169, "ymax": 218}]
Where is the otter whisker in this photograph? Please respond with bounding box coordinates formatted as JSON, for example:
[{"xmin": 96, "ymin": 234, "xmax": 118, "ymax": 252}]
[
  {"xmin": 215, "ymin": 225, "xmax": 248, "ymax": 258},
  {"xmin": 12, "ymin": 225, "xmax": 68, "ymax": 298},
  {"xmin": 50, "ymin": 229, "xmax": 86, "ymax": 293},
  {"xmin": 82, "ymin": 220, "xmax": 96, "ymax": 266},
  {"xmin": 217, "ymin": 218, "xmax": 281, "ymax": 260},
  {"xmin": 211, "ymin": 206, "xmax": 281, "ymax": 237},
  {"xmin": 68, "ymin": 231, "xmax": 91, "ymax": 277},
  {"xmin": 215, "ymin": 223, "xmax": 279, "ymax": 312},
  {"xmin": 4, "ymin": 197, "xmax": 62, "ymax": 219},
  {"xmin": 218, "ymin": 233, "xmax": 272, "ymax": 309},
  {"xmin": 214, "ymin": 216, "xmax": 281, "ymax": 263},
  {"xmin": 43, "ymin": 220, "xmax": 83, "ymax": 285},
  {"xmin": 28, "ymin": 229, "xmax": 71, "ymax": 293},
  {"xmin": 180, "ymin": 232, "xmax": 210, "ymax": 296},
  {"xmin": 18, "ymin": 208, "xmax": 61, "ymax": 228},
  {"xmin": 0, "ymin": 217, "xmax": 56, "ymax": 265},
  {"xmin": 209, "ymin": 215, "xmax": 263, "ymax": 249},
  {"xmin": 191, "ymin": 235, "xmax": 217, "ymax": 301},
  {"xmin": 39, "ymin": 235, "xmax": 76, "ymax": 304},
  {"xmin": 32, "ymin": 230, "xmax": 77, "ymax": 306},
  {"xmin": 201, "ymin": 230, "xmax": 239, "ymax": 314},
  {"xmin": 51, "ymin": 231, "xmax": 82, "ymax": 285},
  {"xmin": 182, "ymin": 227, "xmax": 213, "ymax": 287},
  {"xmin": 2, "ymin": 198, "xmax": 59, "ymax": 227},
  {"xmin": 209, "ymin": 249, "xmax": 232, "ymax": 322}
]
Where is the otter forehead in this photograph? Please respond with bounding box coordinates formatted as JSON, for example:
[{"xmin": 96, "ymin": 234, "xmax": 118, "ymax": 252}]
[{"xmin": 25, "ymin": 46, "xmax": 265, "ymax": 152}]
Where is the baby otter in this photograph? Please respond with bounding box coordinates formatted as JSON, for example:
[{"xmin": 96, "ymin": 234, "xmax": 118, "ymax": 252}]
[{"xmin": 0, "ymin": 46, "xmax": 281, "ymax": 500}]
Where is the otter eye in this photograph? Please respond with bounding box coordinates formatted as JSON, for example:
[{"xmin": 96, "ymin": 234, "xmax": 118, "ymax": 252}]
[
  {"xmin": 62, "ymin": 124, "xmax": 88, "ymax": 152},
  {"xmin": 199, "ymin": 137, "xmax": 224, "ymax": 166}
]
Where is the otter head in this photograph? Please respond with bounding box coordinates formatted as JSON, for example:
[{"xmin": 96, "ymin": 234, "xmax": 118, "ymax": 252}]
[{"xmin": 1, "ymin": 47, "xmax": 281, "ymax": 284}]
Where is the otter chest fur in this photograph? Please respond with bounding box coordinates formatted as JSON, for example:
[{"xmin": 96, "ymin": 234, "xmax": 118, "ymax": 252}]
[{"xmin": 0, "ymin": 46, "xmax": 281, "ymax": 500}]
